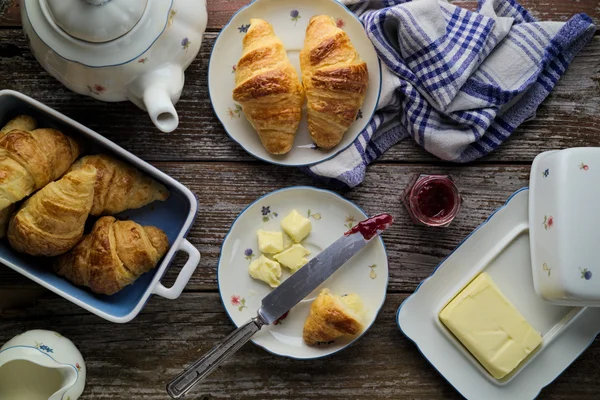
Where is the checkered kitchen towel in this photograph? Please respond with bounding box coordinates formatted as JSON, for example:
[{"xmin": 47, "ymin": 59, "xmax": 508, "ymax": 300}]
[{"xmin": 305, "ymin": 0, "xmax": 596, "ymax": 187}]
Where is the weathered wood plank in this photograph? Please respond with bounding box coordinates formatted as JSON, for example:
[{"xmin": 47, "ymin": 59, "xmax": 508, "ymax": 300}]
[
  {"xmin": 0, "ymin": 31, "xmax": 598, "ymax": 164},
  {"xmin": 1, "ymin": 0, "xmax": 599, "ymax": 29},
  {"xmin": 0, "ymin": 162, "xmax": 533, "ymax": 293},
  {"xmin": 1, "ymin": 291, "xmax": 599, "ymax": 399}
]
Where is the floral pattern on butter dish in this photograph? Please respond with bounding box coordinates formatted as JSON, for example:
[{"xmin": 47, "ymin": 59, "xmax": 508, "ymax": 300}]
[
  {"xmin": 232, "ymin": 65, "xmax": 237, "ymax": 74},
  {"xmin": 543, "ymin": 215, "xmax": 554, "ymax": 230},
  {"xmin": 231, "ymin": 295, "xmax": 247, "ymax": 311},
  {"xmin": 356, "ymin": 109, "xmax": 363, "ymax": 120},
  {"xmin": 290, "ymin": 10, "xmax": 301, "ymax": 25},
  {"xmin": 87, "ymin": 84, "xmax": 106, "ymax": 95},
  {"xmin": 581, "ymin": 268, "xmax": 592, "ymax": 280},
  {"xmin": 542, "ymin": 263, "xmax": 551, "ymax": 277},
  {"xmin": 227, "ymin": 104, "xmax": 242, "ymax": 119},
  {"xmin": 76, "ymin": 363, "xmax": 82, "ymax": 371},
  {"xmin": 244, "ymin": 248, "xmax": 255, "ymax": 261},
  {"xmin": 542, "ymin": 169, "xmax": 549, "ymax": 178},
  {"xmin": 238, "ymin": 24, "xmax": 251, "ymax": 33},
  {"xmin": 345, "ymin": 215, "xmax": 357, "ymax": 229},
  {"xmin": 336, "ymin": 18, "xmax": 345, "ymax": 29},
  {"xmin": 261, "ymin": 206, "xmax": 278, "ymax": 222},
  {"xmin": 368, "ymin": 264, "xmax": 377, "ymax": 279},
  {"xmin": 138, "ymin": 57, "xmax": 148, "ymax": 64},
  {"xmin": 307, "ymin": 209, "xmax": 322, "ymax": 220},
  {"xmin": 580, "ymin": 163, "xmax": 589, "ymax": 171}
]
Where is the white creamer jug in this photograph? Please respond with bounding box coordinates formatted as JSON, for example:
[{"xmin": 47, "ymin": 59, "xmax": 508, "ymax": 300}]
[{"xmin": 0, "ymin": 330, "xmax": 86, "ymax": 400}]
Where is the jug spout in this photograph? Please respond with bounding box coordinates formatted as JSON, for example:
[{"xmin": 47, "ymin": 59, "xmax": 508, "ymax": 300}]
[{"xmin": 127, "ymin": 64, "xmax": 184, "ymax": 133}]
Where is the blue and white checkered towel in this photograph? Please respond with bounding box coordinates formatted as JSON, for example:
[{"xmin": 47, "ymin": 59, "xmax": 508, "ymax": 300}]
[{"xmin": 305, "ymin": 0, "xmax": 596, "ymax": 187}]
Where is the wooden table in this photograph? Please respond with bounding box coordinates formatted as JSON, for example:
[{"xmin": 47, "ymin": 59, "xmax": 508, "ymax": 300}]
[{"xmin": 0, "ymin": 1, "xmax": 599, "ymax": 398}]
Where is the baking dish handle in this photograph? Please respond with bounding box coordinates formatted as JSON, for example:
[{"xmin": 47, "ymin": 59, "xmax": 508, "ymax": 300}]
[{"xmin": 153, "ymin": 239, "xmax": 200, "ymax": 300}]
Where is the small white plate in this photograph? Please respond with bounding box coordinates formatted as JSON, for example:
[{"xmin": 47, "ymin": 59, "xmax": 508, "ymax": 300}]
[
  {"xmin": 208, "ymin": 0, "xmax": 382, "ymax": 166},
  {"xmin": 217, "ymin": 187, "xmax": 388, "ymax": 359},
  {"xmin": 397, "ymin": 188, "xmax": 600, "ymax": 400}
]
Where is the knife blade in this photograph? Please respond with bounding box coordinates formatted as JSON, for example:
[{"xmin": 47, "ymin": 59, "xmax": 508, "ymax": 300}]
[{"xmin": 166, "ymin": 213, "xmax": 393, "ymax": 398}]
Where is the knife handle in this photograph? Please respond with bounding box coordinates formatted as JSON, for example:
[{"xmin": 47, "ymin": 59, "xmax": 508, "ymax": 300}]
[{"xmin": 166, "ymin": 316, "xmax": 266, "ymax": 398}]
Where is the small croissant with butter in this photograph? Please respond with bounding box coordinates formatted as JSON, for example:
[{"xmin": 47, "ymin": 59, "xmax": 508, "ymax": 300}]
[{"xmin": 303, "ymin": 289, "xmax": 365, "ymax": 345}]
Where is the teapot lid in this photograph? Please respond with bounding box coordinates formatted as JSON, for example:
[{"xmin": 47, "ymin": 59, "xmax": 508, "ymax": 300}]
[
  {"xmin": 44, "ymin": 0, "xmax": 148, "ymax": 43},
  {"xmin": 24, "ymin": 0, "xmax": 173, "ymax": 67}
]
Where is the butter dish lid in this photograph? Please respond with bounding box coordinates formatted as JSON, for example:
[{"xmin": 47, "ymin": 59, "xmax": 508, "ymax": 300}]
[{"xmin": 529, "ymin": 147, "xmax": 600, "ymax": 306}]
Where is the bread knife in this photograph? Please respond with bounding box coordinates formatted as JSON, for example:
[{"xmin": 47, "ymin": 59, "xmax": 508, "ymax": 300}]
[{"xmin": 166, "ymin": 213, "xmax": 393, "ymax": 398}]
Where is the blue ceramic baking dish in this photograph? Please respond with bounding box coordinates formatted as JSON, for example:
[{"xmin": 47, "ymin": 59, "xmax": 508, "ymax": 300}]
[{"xmin": 0, "ymin": 90, "xmax": 200, "ymax": 323}]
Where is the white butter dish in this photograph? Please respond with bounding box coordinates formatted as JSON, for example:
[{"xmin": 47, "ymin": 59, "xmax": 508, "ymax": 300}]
[
  {"xmin": 530, "ymin": 148, "xmax": 600, "ymax": 306},
  {"xmin": 398, "ymin": 189, "xmax": 600, "ymax": 400}
]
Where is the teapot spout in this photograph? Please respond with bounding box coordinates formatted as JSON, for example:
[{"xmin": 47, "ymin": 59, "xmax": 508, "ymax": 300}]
[
  {"xmin": 143, "ymin": 84, "xmax": 180, "ymax": 133},
  {"xmin": 127, "ymin": 64, "xmax": 184, "ymax": 133}
]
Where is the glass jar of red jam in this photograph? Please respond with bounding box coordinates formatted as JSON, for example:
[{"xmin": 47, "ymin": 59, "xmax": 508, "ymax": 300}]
[{"xmin": 402, "ymin": 174, "xmax": 461, "ymax": 227}]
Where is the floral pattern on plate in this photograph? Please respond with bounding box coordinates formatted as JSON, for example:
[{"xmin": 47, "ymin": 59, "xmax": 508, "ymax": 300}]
[
  {"xmin": 231, "ymin": 295, "xmax": 248, "ymax": 311},
  {"xmin": 244, "ymin": 248, "xmax": 255, "ymax": 261},
  {"xmin": 543, "ymin": 263, "xmax": 551, "ymax": 277},
  {"xmin": 290, "ymin": 10, "xmax": 301, "ymax": 25},
  {"xmin": 238, "ymin": 24, "xmax": 251, "ymax": 33},
  {"xmin": 261, "ymin": 206, "xmax": 278, "ymax": 222},
  {"xmin": 580, "ymin": 163, "xmax": 589, "ymax": 171},
  {"xmin": 368, "ymin": 264, "xmax": 377, "ymax": 279},
  {"xmin": 227, "ymin": 104, "xmax": 242, "ymax": 119},
  {"xmin": 307, "ymin": 209, "xmax": 322, "ymax": 220}
]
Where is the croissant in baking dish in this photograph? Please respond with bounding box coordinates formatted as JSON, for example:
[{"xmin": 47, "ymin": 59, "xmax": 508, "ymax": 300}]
[
  {"xmin": 0, "ymin": 118, "xmax": 80, "ymax": 212},
  {"xmin": 0, "ymin": 115, "xmax": 38, "ymax": 239},
  {"xmin": 68, "ymin": 154, "xmax": 170, "ymax": 216},
  {"xmin": 54, "ymin": 216, "xmax": 169, "ymax": 295},
  {"xmin": 7, "ymin": 165, "xmax": 97, "ymax": 257},
  {"xmin": 300, "ymin": 15, "xmax": 368, "ymax": 149},
  {"xmin": 303, "ymin": 289, "xmax": 365, "ymax": 345},
  {"xmin": 233, "ymin": 18, "xmax": 305, "ymax": 155}
]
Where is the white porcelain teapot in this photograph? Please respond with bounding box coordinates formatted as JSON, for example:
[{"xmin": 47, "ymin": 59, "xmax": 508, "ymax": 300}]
[
  {"xmin": 21, "ymin": 0, "xmax": 208, "ymax": 132},
  {"xmin": 0, "ymin": 330, "xmax": 86, "ymax": 400}
]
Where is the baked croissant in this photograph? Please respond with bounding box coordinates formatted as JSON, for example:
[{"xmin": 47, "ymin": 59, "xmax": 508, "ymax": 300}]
[
  {"xmin": 7, "ymin": 165, "xmax": 97, "ymax": 257},
  {"xmin": 0, "ymin": 126, "xmax": 80, "ymax": 211},
  {"xmin": 233, "ymin": 18, "xmax": 305, "ymax": 155},
  {"xmin": 300, "ymin": 15, "xmax": 369, "ymax": 149},
  {"xmin": 54, "ymin": 216, "xmax": 169, "ymax": 295},
  {"xmin": 303, "ymin": 289, "xmax": 364, "ymax": 345},
  {"xmin": 68, "ymin": 154, "xmax": 169, "ymax": 216},
  {"xmin": 0, "ymin": 116, "xmax": 37, "ymax": 239},
  {"xmin": 1, "ymin": 115, "xmax": 37, "ymax": 134}
]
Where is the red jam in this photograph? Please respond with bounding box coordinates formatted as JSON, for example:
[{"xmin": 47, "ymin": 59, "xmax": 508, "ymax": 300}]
[
  {"xmin": 344, "ymin": 213, "xmax": 393, "ymax": 240},
  {"xmin": 402, "ymin": 174, "xmax": 461, "ymax": 227}
]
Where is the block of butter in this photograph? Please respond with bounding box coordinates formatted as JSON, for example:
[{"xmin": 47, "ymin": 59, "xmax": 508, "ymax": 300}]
[
  {"xmin": 281, "ymin": 209, "xmax": 312, "ymax": 243},
  {"xmin": 439, "ymin": 273, "xmax": 542, "ymax": 379},
  {"xmin": 257, "ymin": 229, "xmax": 284, "ymax": 254}
]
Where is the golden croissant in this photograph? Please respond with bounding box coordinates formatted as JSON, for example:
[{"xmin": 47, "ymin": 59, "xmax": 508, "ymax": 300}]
[
  {"xmin": 0, "ymin": 122, "xmax": 80, "ymax": 212},
  {"xmin": 1, "ymin": 115, "xmax": 37, "ymax": 134},
  {"xmin": 0, "ymin": 115, "xmax": 38, "ymax": 238},
  {"xmin": 233, "ymin": 18, "xmax": 305, "ymax": 155},
  {"xmin": 300, "ymin": 15, "xmax": 369, "ymax": 149},
  {"xmin": 68, "ymin": 154, "xmax": 169, "ymax": 216},
  {"xmin": 54, "ymin": 216, "xmax": 169, "ymax": 295},
  {"xmin": 7, "ymin": 165, "xmax": 97, "ymax": 257},
  {"xmin": 303, "ymin": 289, "xmax": 364, "ymax": 345}
]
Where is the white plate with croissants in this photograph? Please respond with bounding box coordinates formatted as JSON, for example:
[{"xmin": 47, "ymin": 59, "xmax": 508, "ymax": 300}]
[
  {"xmin": 217, "ymin": 187, "xmax": 388, "ymax": 359},
  {"xmin": 209, "ymin": 0, "xmax": 382, "ymax": 166}
]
